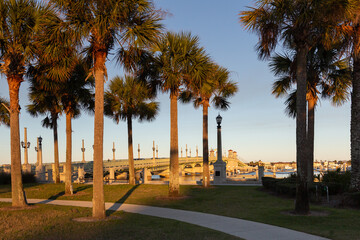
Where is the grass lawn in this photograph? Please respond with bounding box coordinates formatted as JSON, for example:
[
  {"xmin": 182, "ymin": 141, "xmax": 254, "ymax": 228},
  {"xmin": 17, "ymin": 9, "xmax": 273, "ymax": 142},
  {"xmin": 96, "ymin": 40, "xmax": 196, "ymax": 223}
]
[
  {"xmin": 1, "ymin": 183, "xmax": 360, "ymax": 240},
  {"xmin": 0, "ymin": 202, "xmax": 239, "ymax": 240}
]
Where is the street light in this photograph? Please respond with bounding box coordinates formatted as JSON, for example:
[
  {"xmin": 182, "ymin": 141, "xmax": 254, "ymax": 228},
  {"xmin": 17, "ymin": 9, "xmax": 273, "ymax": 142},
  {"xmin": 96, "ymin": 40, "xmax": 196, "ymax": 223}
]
[
  {"xmin": 216, "ymin": 114, "xmax": 222, "ymax": 127},
  {"xmin": 21, "ymin": 127, "xmax": 30, "ymax": 165},
  {"xmin": 214, "ymin": 113, "xmax": 226, "ymax": 184},
  {"xmin": 21, "ymin": 141, "xmax": 30, "ymax": 149},
  {"xmin": 35, "ymin": 136, "xmax": 43, "ymax": 166}
]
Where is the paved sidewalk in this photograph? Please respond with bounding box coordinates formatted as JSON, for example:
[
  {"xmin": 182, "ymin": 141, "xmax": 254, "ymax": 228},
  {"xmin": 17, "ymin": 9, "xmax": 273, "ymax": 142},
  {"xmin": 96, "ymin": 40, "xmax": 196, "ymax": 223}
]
[{"xmin": 0, "ymin": 198, "xmax": 328, "ymax": 240}]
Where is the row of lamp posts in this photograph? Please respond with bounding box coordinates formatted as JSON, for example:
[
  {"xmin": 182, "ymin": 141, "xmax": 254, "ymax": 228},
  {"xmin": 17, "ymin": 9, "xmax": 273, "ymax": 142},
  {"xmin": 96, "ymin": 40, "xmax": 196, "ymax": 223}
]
[
  {"xmin": 20, "ymin": 114, "xmax": 226, "ymax": 183},
  {"xmin": 21, "ymin": 127, "xmax": 43, "ymax": 172}
]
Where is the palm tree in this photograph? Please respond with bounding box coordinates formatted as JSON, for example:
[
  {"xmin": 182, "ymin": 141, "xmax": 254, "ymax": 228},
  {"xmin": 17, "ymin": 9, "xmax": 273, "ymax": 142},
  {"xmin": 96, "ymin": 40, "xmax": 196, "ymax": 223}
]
[
  {"xmin": 27, "ymin": 74, "xmax": 62, "ymax": 184},
  {"xmin": 51, "ymin": 0, "xmax": 162, "ymax": 218},
  {"xmin": 153, "ymin": 31, "xmax": 209, "ymax": 196},
  {"xmin": 0, "ymin": 0, "xmax": 41, "ymax": 207},
  {"xmin": 180, "ymin": 63, "xmax": 237, "ymax": 187},
  {"xmin": 105, "ymin": 75, "xmax": 159, "ymax": 185},
  {"xmin": 60, "ymin": 59, "xmax": 94, "ymax": 195},
  {"xmin": 240, "ymin": 0, "xmax": 349, "ymax": 214},
  {"xmin": 336, "ymin": 1, "xmax": 360, "ymax": 190},
  {"xmin": 270, "ymin": 46, "xmax": 351, "ymax": 183},
  {"xmin": 0, "ymin": 97, "xmax": 10, "ymax": 127}
]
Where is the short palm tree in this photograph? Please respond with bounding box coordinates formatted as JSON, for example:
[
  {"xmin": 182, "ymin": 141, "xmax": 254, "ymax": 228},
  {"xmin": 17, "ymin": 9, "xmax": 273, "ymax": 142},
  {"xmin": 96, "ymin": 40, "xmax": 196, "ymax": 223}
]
[
  {"xmin": 27, "ymin": 73, "xmax": 62, "ymax": 184},
  {"xmin": 181, "ymin": 63, "xmax": 237, "ymax": 188},
  {"xmin": 240, "ymin": 0, "xmax": 349, "ymax": 214},
  {"xmin": 153, "ymin": 31, "xmax": 210, "ymax": 196},
  {"xmin": 105, "ymin": 75, "xmax": 159, "ymax": 185},
  {"xmin": 0, "ymin": 97, "xmax": 10, "ymax": 127},
  {"xmin": 0, "ymin": 0, "xmax": 40, "ymax": 207},
  {"xmin": 51, "ymin": 0, "xmax": 162, "ymax": 218}
]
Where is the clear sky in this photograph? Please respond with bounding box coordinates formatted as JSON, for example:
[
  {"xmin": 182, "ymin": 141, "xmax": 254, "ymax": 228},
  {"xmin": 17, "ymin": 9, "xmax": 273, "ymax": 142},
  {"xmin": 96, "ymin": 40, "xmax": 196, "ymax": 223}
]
[{"xmin": 0, "ymin": 0, "xmax": 351, "ymax": 165}]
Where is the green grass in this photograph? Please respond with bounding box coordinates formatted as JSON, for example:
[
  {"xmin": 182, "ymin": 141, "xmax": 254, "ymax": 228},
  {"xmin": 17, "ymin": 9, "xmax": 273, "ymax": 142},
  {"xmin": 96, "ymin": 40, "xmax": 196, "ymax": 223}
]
[
  {"xmin": 1, "ymin": 183, "xmax": 360, "ymax": 240},
  {"xmin": 0, "ymin": 202, "xmax": 239, "ymax": 240}
]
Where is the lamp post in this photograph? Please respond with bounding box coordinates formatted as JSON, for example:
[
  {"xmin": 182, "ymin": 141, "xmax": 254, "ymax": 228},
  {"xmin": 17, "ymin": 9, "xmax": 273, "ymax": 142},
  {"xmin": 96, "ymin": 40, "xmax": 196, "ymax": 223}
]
[
  {"xmin": 112, "ymin": 142, "xmax": 116, "ymax": 161},
  {"xmin": 152, "ymin": 141, "xmax": 155, "ymax": 160},
  {"xmin": 213, "ymin": 114, "xmax": 226, "ymax": 184},
  {"xmin": 138, "ymin": 144, "xmax": 140, "ymax": 159},
  {"xmin": 21, "ymin": 127, "xmax": 30, "ymax": 165},
  {"xmin": 34, "ymin": 136, "xmax": 43, "ymax": 166},
  {"xmin": 81, "ymin": 139, "xmax": 86, "ymax": 163}
]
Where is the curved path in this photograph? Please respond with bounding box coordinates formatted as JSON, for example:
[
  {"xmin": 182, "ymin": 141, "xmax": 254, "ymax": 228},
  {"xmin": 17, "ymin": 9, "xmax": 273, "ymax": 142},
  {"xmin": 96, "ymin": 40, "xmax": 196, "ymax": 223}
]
[{"xmin": 0, "ymin": 198, "xmax": 328, "ymax": 240}]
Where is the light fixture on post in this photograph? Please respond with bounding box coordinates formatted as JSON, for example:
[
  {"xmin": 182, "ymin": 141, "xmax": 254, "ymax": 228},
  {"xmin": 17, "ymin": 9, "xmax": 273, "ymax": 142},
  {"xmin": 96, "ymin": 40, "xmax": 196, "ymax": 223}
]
[
  {"xmin": 213, "ymin": 114, "xmax": 226, "ymax": 184},
  {"xmin": 21, "ymin": 127, "xmax": 31, "ymax": 173}
]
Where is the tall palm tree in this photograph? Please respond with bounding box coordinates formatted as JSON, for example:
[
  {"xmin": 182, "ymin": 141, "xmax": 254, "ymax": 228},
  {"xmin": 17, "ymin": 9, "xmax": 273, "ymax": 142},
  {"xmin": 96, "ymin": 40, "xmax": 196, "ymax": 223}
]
[
  {"xmin": 335, "ymin": 1, "xmax": 360, "ymax": 190},
  {"xmin": 240, "ymin": 0, "xmax": 349, "ymax": 214},
  {"xmin": 153, "ymin": 31, "xmax": 209, "ymax": 196},
  {"xmin": 51, "ymin": 0, "xmax": 162, "ymax": 218},
  {"xmin": 270, "ymin": 46, "xmax": 351, "ymax": 183},
  {"xmin": 27, "ymin": 74, "xmax": 62, "ymax": 184},
  {"xmin": 0, "ymin": 97, "xmax": 10, "ymax": 127},
  {"xmin": 105, "ymin": 75, "xmax": 159, "ymax": 185},
  {"xmin": 0, "ymin": 0, "xmax": 41, "ymax": 207},
  {"xmin": 181, "ymin": 63, "xmax": 237, "ymax": 187}
]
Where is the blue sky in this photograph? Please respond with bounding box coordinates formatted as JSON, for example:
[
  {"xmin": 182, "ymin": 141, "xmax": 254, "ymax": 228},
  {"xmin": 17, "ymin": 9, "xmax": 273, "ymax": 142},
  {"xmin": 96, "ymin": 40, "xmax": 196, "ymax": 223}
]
[{"xmin": 0, "ymin": 0, "xmax": 351, "ymax": 165}]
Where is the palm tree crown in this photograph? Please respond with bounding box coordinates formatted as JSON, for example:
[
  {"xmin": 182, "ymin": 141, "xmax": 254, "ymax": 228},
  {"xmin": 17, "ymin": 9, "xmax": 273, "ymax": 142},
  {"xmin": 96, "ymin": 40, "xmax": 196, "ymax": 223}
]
[{"xmin": 0, "ymin": 97, "xmax": 10, "ymax": 127}]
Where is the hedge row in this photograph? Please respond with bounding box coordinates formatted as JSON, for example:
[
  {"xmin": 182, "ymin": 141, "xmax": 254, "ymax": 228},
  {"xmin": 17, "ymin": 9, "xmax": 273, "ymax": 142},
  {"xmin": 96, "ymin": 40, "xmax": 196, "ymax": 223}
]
[{"xmin": 0, "ymin": 172, "xmax": 36, "ymax": 185}]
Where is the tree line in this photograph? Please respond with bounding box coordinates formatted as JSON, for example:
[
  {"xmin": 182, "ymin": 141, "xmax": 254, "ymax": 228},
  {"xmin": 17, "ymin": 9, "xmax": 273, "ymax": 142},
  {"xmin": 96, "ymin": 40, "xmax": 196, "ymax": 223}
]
[
  {"xmin": 0, "ymin": 0, "xmax": 237, "ymax": 219},
  {"xmin": 240, "ymin": 0, "xmax": 360, "ymax": 215}
]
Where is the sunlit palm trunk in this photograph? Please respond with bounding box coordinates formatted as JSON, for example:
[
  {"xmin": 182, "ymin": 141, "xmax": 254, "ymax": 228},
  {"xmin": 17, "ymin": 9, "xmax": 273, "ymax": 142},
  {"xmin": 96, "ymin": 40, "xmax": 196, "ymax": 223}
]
[
  {"xmin": 53, "ymin": 115, "xmax": 60, "ymax": 184},
  {"xmin": 307, "ymin": 98, "xmax": 315, "ymax": 184},
  {"xmin": 295, "ymin": 47, "xmax": 310, "ymax": 214},
  {"xmin": 93, "ymin": 50, "xmax": 106, "ymax": 218},
  {"xmin": 65, "ymin": 112, "xmax": 72, "ymax": 194},
  {"xmin": 8, "ymin": 76, "xmax": 27, "ymax": 207},
  {"xmin": 127, "ymin": 115, "xmax": 135, "ymax": 185},
  {"xmin": 351, "ymin": 50, "xmax": 360, "ymax": 191},
  {"xmin": 169, "ymin": 93, "xmax": 179, "ymax": 196},
  {"xmin": 202, "ymin": 100, "xmax": 210, "ymax": 187}
]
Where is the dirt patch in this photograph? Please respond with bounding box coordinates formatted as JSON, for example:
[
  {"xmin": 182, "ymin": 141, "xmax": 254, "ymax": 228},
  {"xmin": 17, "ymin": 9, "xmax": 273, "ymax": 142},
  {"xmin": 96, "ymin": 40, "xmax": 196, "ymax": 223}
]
[
  {"xmin": 64, "ymin": 191, "xmax": 89, "ymax": 197},
  {"xmin": 281, "ymin": 210, "xmax": 329, "ymax": 217},
  {"xmin": 72, "ymin": 216, "xmax": 122, "ymax": 222},
  {"xmin": 155, "ymin": 195, "xmax": 191, "ymax": 200},
  {"xmin": 0, "ymin": 205, "xmax": 39, "ymax": 211}
]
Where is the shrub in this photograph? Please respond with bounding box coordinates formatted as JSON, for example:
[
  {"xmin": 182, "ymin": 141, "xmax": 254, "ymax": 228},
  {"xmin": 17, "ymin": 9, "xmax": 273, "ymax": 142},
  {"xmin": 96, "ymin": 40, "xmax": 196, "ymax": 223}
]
[
  {"xmin": 22, "ymin": 172, "xmax": 36, "ymax": 184},
  {"xmin": 0, "ymin": 172, "xmax": 11, "ymax": 185},
  {"xmin": 322, "ymin": 169, "xmax": 351, "ymax": 194},
  {"xmin": 262, "ymin": 177, "xmax": 279, "ymax": 191},
  {"xmin": 275, "ymin": 182, "xmax": 296, "ymax": 197},
  {"xmin": 0, "ymin": 172, "xmax": 36, "ymax": 185}
]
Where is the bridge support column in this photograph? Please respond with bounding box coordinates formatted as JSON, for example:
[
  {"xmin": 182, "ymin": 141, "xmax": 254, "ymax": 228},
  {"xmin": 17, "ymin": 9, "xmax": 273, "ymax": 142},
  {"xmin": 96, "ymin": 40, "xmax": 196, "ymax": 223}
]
[
  {"xmin": 109, "ymin": 168, "xmax": 115, "ymax": 183},
  {"xmin": 257, "ymin": 166, "xmax": 264, "ymax": 182}
]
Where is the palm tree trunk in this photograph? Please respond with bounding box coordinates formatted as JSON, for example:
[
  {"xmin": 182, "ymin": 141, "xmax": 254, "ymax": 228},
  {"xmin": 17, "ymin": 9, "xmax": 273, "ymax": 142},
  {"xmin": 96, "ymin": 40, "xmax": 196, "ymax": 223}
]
[
  {"xmin": 295, "ymin": 46, "xmax": 310, "ymax": 214},
  {"xmin": 92, "ymin": 49, "xmax": 106, "ymax": 218},
  {"xmin": 127, "ymin": 115, "xmax": 135, "ymax": 185},
  {"xmin": 351, "ymin": 49, "xmax": 360, "ymax": 191},
  {"xmin": 202, "ymin": 100, "xmax": 210, "ymax": 187},
  {"xmin": 53, "ymin": 114, "xmax": 60, "ymax": 184},
  {"xmin": 8, "ymin": 76, "xmax": 27, "ymax": 207},
  {"xmin": 169, "ymin": 93, "xmax": 179, "ymax": 196},
  {"xmin": 65, "ymin": 112, "xmax": 72, "ymax": 195},
  {"xmin": 307, "ymin": 98, "xmax": 315, "ymax": 184}
]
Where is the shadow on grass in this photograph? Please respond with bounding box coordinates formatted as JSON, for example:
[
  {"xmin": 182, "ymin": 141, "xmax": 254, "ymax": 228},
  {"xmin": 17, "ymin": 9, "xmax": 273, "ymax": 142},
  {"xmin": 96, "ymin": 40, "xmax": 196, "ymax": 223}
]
[
  {"xmin": 106, "ymin": 185, "xmax": 139, "ymax": 215},
  {"xmin": 48, "ymin": 184, "xmax": 92, "ymax": 200}
]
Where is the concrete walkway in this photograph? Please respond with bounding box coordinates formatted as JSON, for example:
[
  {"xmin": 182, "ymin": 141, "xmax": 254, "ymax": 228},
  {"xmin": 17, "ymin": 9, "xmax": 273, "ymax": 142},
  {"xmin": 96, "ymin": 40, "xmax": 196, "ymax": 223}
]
[{"xmin": 0, "ymin": 198, "xmax": 328, "ymax": 240}]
